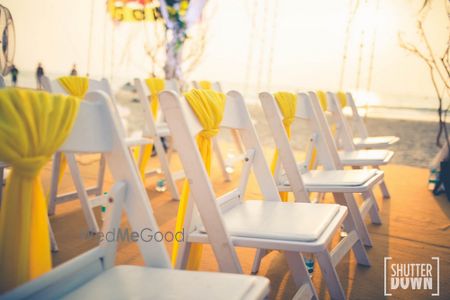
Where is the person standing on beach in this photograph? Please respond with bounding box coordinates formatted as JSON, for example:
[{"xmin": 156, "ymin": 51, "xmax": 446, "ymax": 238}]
[
  {"xmin": 70, "ymin": 64, "xmax": 78, "ymax": 76},
  {"xmin": 10, "ymin": 65, "xmax": 18, "ymax": 86},
  {"xmin": 36, "ymin": 63, "xmax": 45, "ymax": 89}
]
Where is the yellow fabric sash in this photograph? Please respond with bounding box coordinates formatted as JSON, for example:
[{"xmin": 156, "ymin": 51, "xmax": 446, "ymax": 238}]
[
  {"xmin": 270, "ymin": 92, "xmax": 297, "ymax": 202},
  {"xmin": 55, "ymin": 76, "xmax": 89, "ymax": 185},
  {"xmin": 58, "ymin": 76, "xmax": 89, "ymax": 98},
  {"xmin": 336, "ymin": 91, "xmax": 348, "ymax": 107},
  {"xmin": 137, "ymin": 78, "xmax": 165, "ymax": 180},
  {"xmin": 171, "ymin": 89, "xmax": 226, "ymax": 269},
  {"xmin": 198, "ymin": 80, "xmax": 212, "ymax": 90},
  {"xmin": 0, "ymin": 88, "xmax": 80, "ymax": 292},
  {"xmin": 316, "ymin": 90, "xmax": 328, "ymax": 111}
]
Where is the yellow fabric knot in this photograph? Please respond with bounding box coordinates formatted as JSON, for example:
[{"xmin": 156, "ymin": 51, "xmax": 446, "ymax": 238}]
[
  {"xmin": 198, "ymin": 80, "xmax": 212, "ymax": 90},
  {"xmin": 282, "ymin": 117, "xmax": 295, "ymax": 128},
  {"xmin": 0, "ymin": 88, "xmax": 80, "ymax": 292},
  {"xmin": 199, "ymin": 128, "xmax": 219, "ymax": 139},
  {"xmin": 336, "ymin": 91, "xmax": 347, "ymax": 107},
  {"xmin": 11, "ymin": 156, "xmax": 50, "ymax": 179},
  {"xmin": 145, "ymin": 77, "xmax": 165, "ymax": 117},
  {"xmin": 137, "ymin": 78, "xmax": 166, "ymax": 180},
  {"xmin": 58, "ymin": 76, "xmax": 89, "ymax": 98},
  {"xmin": 270, "ymin": 92, "xmax": 297, "ymax": 202},
  {"xmin": 316, "ymin": 90, "xmax": 328, "ymax": 111},
  {"xmin": 55, "ymin": 76, "xmax": 89, "ymax": 186},
  {"xmin": 172, "ymin": 88, "xmax": 226, "ymax": 270}
]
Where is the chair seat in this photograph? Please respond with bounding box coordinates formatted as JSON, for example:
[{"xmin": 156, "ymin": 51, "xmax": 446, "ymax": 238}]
[
  {"xmin": 62, "ymin": 265, "xmax": 269, "ymax": 300},
  {"xmin": 201, "ymin": 201, "xmax": 340, "ymax": 242},
  {"xmin": 301, "ymin": 169, "xmax": 378, "ymax": 186},
  {"xmin": 338, "ymin": 149, "xmax": 394, "ymax": 166},
  {"xmin": 353, "ymin": 136, "xmax": 399, "ymax": 149}
]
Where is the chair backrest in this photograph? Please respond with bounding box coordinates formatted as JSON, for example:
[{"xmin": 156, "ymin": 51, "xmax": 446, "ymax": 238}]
[
  {"xmin": 324, "ymin": 91, "xmax": 356, "ymax": 151},
  {"xmin": 343, "ymin": 92, "xmax": 369, "ymax": 139},
  {"xmin": 159, "ymin": 90, "xmax": 280, "ymax": 273},
  {"xmin": 306, "ymin": 92, "xmax": 345, "ymax": 168},
  {"xmin": 42, "ymin": 76, "xmax": 113, "ymax": 98},
  {"xmin": 134, "ymin": 78, "xmax": 179, "ymax": 137},
  {"xmin": 42, "ymin": 76, "xmax": 127, "ymax": 137},
  {"xmin": 259, "ymin": 92, "xmax": 310, "ymax": 202},
  {"xmin": 260, "ymin": 92, "xmax": 342, "ymax": 178},
  {"xmin": 192, "ymin": 80, "xmax": 223, "ymax": 92}
]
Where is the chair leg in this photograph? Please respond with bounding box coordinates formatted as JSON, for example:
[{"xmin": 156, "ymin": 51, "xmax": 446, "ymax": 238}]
[
  {"xmin": 213, "ymin": 137, "xmax": 231, "ymax": 182},
  {"xmin": 176, "ymin": 241, "xmax": 192, "ymax": 270},
  {"xmin": 95, "ymin": 154, "xmax": 106, "ymax": 196},
  {"xmin": 362, "ymin": 190, "xmax": 382, "ymax": 225},
  {"xmin": 251, "ymin": 248, "xmax": 267, "ymax": 274},
  {"xmin": 379, "ymin": 179, "xmax": 390, "ymax": 199},
  {"xmin": 315, "ymin": 249, "xmax": 346, "ymax": 300},
  {"xmin": 375, "ymin": 166, "xmax": 390, "ymax": 199},
  {"xmin": 154, "ymin": 136, "xmax": 180, "ymax": 200},
  {"xmin": 340, "ymin": 212, "xmax": 371, "ymax": 266},
  {"xmin": 285, "ymin": 251, "xmax": 318, "ymax": 299},
  {"xmin": 66, "ymin": 153, "xmax": 99, "ymax": 233},
  {"xmin": 333, "ymin": 193, "xmax": 373, "ymax": 247},
  {"xmin": 48, "ymin": 152, "xmax": 62, "ymax": 216},
  {"xmin": 48, "ymin": 217, "xmax": 58, "ymax": 252}
]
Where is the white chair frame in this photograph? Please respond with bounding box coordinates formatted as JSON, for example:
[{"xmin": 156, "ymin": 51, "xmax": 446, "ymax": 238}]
[
  {"xmin": 2, "ymin": 91, "xmax": 269, "ymax": 300},
  {"xmin": 134, "ymin": 78, "xmax": 186, "ymax": 200},
  {"xmin": 160, "ymin": 90, "xmax": 371, "ymax": 300},
  {"xmin": 341, "ymin": 92, "xmax": 399, "ymax": 149},
  {"xmin": 42, "ymin": 76, "xmax": 111, "ymax": 234},
  {"xmin": 324, "ymin": 92, "xmax": 393, "ymax": 198},
  {"xmin": 259, "ymin": 92, "xmax": 383, "ymax": 249}
]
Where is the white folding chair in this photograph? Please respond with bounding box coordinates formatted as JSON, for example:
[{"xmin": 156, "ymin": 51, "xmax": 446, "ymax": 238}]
[
  {"xmin": 134, "ymin": 78, "xmax": 186, "ymax": 200},
  {"xmin": 323, "ymin": 92, "xmax": 394, "ymax": 198},
  {"xmin": 340, "ymin": 92, "xmax": 399, "ymax": 149},
  {"xmin": 160, "ymin": 90, "xmax": 371, "ymax": 300},
  {"xmin": 2, "ymin": 91, "xmax": 269, "ymax": 300},
  {"xmin": 43, "ymin": 76, "xmax": 110, "ymax": 234},
  {"xmin": 260, "ymin": 92, "xmax": 383, "ymax": 249},
  {"xmin": 193, "ymin": 80, "xmax": 247, "ymax": 180}
]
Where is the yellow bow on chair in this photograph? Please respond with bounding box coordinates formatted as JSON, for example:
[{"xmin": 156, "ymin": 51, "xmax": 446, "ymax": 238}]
[
  {"xmin": 198, "ymin": 80, "xmax": 212, "ymax": 90},
  {"xmin": 316, "ymin": 90, "xmax": 328, "ymax": 111},
  {"xmin": 0, "ymin": 88, "xmax": 80, "ymax": 292},
  {"xmin": 336, "ymin": 91, "xmax": 348, "ymax": 107},
  {"xmin": 171, "ymin": 89, "xmax": 226, "ymax": 269},
  {"xmin": 58, "ymin": 76, "xmax": 89, "ymax": 98},
  {"xmin": 137, "ymin": 78, "xmax": 165, "ymax": 180},
  {"xmin": 54, "ymin": 76, "xmax": 89, "ymax": 186},
  {"xmin": 270, "ymin": 92, "xmax": 297, "ymax": 202}
]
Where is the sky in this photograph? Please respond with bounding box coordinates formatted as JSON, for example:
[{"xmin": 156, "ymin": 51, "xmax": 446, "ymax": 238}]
[{"xmin": 2, "ymin": 0, "xmax": 449, "ymax": 109}]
